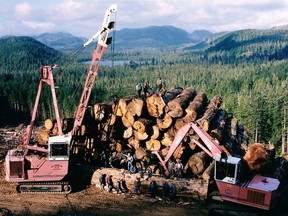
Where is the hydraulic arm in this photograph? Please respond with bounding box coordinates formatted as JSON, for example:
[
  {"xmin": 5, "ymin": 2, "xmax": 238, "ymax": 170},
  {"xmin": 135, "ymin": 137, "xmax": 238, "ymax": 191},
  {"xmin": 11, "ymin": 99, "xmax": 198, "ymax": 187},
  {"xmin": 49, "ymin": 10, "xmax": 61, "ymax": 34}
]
[{"xmin": 71, "ymin": 4, "xmax": 117, "ymax": 141}]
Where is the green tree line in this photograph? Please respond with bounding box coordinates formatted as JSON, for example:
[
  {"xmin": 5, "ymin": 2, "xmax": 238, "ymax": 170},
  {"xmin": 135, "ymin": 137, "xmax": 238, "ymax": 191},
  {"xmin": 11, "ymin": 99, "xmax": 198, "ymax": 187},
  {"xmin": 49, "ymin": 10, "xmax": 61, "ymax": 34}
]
[{"xmin": 1, "ymin": 29, "xmax": 288, "ymax": 155}]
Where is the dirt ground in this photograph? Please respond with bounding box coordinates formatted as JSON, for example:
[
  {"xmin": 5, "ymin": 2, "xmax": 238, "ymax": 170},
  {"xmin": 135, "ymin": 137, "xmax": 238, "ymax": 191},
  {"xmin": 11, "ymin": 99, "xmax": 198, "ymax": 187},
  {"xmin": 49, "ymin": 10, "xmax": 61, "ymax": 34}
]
[
  {"xmin": 0, "ymin": 127, "xmax": 210, "ymax": 216},
  {"xmin": 1, "ymin": 127, "xmax": 288, "ymax": 216}
]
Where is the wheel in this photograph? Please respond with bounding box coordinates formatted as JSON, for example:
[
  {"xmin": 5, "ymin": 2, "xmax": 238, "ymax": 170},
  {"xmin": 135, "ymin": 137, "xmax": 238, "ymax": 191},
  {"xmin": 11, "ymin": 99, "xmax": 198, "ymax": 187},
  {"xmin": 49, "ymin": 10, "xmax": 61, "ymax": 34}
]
[{"xmin": 63, "ymin": 184, "xmax": 72, "ymax": 194}]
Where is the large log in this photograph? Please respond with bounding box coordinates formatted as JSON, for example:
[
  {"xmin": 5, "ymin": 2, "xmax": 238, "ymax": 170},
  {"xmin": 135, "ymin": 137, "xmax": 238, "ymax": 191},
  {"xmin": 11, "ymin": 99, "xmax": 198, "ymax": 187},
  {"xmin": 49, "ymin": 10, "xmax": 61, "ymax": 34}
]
[
  {"xmin": 173, "ymin": 145, "xmax": 186, "ymax": 159},
  {"xmin": 185, "ymin": 91, "xmax": 208, "ymax": 120},
  {"xmin": 51, "ymin": 122, "xmax": 59, "ymax": 135},
  {"xmin": 121, "ymin": 111, "xmax": 134, "ymax": 128},
  {"xmin": 243, "ymin": 143, "xmax": 269, "ymax": 171},
  {"xmin": 146, "ymin": 94, "xmax": 166, "ymax": 118},
  {"xmin": 116, "ymin": 96, "xmax": 134, "ymax": 117},
  {"xmin": 146, "ymin": 138, "xmax": 161, "ymax": 151},
  {"xmin": 38, "ymin": 129, "xmax": 50, "ymax": 145},
  {"xmin": 93, "ymin": 102, "xmax": 113, "ymax": 122},
  {"xmin": 109, "ymin": 114, "xmax": 116, "ymax": 125},
  {"xmin": 133, "ymin": 118, "xmax": 153, "ymax": 134},
  {"xmin": 44, "ymin": 119, "xmax": 53, "ymax": 130},
  {"xmin": 150, "ymin": 125, "xmax": 160, "ymax": 139},
  {"xmin": 210, "ymin": 109, "xmax": 228, "ymax": 142},
  {"xmin": 161, "ymin": 131, "xmax": 174, "ymax": 147},
  {"xmin": 207, "ymin": 95, "xmax": 222, "ymax": 109},
  {"xmin": 146, "ymin": 88, "xmax": 183, "ymax": 118},
  {"xmin": 133, "ymin": 130, "xmax": 149, "ymax": 141},
  {"xmin": 127, "ymin": 97, "xmax": 144, "ymax": 117},
  {"xmin": 123, "ymin": 127, "xmax": 133, "ymax": 139},
  {"xmin": 197, "ymin": 95, "xmax": 223, "ymax": 131},
  {"xmin": 156, "ymin": 113, "xmax": 173, "ymax": 129},
  {"xmin": 161, "ymin": 127, "xmax": 176, "ymax": 147},
  {"xmin": 161, "ymin": 146, "xmax": 170, "ymax": 157},
  {"xmin": 184, "ymin": 151, "xmax": 210, "ymax": 175},
  {"xmin": 91, "ymin": 168, "xmax": 209, "ymax": 200},
  {"xmin": 174, "ymin": 115, "xmax": 194, "ymax": 131},
  {"xmin": 134, "ymin": 147, "xmax": 149, "ymax": 160},
  {"xmin": 161, "ymin": 87, "xmax": 183, "ymax": 104},
  {"xmin": 166, "ymin": 86, "xmax": 197, "ymax": 118},
  {"xmin": 188, "ymin": 134, "xmax": 199, "ymax": 150},
  {"xmin": 128, "ymin": 137, "xmax": 141, "ymax": 149}
]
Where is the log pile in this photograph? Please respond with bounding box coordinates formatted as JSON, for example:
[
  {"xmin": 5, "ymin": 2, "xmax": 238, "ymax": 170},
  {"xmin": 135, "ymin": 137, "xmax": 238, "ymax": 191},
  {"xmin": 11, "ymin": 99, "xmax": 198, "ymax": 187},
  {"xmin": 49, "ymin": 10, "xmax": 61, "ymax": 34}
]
[
  {"xmin": 70, "ymin": 86, "xmax": 253, "ymax": 180},
  {"xmin": 31, "ymin": 85, "xmax": 288, "ymax": 196}
]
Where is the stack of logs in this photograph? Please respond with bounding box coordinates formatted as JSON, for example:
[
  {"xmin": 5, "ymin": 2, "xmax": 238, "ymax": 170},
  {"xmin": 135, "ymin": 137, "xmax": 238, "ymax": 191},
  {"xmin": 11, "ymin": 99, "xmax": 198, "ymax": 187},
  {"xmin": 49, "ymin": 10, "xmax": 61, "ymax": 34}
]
[
  {"xmin": 38, "ymin": 86, "xmax": 288, "ymax": 183},
  {"xmin": 78, "ymin": 86, "xmax": 251, "ymax": 179}
]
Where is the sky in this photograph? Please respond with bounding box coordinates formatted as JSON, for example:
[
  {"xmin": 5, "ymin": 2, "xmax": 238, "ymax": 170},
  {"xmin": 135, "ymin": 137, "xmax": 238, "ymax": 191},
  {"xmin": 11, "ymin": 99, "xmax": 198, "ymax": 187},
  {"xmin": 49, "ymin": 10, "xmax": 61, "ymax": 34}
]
[{"xmin": 1, "ymin": 0, "xmax": 288, "ymax": 38}]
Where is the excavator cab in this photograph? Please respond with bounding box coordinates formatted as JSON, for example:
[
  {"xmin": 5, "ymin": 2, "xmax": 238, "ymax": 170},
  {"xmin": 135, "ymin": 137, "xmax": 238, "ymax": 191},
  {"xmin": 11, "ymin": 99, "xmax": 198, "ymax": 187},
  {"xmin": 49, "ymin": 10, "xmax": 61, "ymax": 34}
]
[
  {"xmin": 214, "ymin": 155, "xmax": 280, "ymax": 210},
  {"xmin": 48, "ymin": 135, "xmax": 72, "ymax": 161},
  {"xmin": 214, "ymin": 155, "xmax": 241, "ymax": 185}
]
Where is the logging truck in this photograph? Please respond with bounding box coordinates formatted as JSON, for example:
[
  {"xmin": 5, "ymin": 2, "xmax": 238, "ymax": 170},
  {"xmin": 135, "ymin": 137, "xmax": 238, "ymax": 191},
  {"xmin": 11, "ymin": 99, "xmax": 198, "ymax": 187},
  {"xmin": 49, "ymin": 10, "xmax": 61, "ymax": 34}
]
[
  {"xmin": 4, "ymin": 4, "xmax": 117, "ymax": 193},
  {"xmin": 153, "ymin": 122, "xmax": 280, "ymax": 210}
]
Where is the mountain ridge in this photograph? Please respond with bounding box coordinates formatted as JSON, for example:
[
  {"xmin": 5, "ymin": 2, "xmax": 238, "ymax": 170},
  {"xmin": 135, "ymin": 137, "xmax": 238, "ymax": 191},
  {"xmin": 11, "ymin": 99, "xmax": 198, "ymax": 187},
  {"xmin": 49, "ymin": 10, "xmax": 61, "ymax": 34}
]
[{"xmin": 1, "ymin": 26, "xmax": 212, "ymax": 51}]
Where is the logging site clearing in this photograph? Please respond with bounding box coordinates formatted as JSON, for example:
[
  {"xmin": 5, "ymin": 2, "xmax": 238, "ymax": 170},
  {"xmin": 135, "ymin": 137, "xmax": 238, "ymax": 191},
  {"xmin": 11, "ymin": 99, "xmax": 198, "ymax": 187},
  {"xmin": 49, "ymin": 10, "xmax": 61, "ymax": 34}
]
[
  {"xmin": 2, "ymin": 3, "xmax": 288, "ymax": 216},
  {"xmin": 1, "ymin": 86, "xmax": 288, "ymax": 215},
  {"xmin": 0, "ymin": 128, "xmax": 286, "ymax": 216},
  {"xmin": 0, "ymin": 127, "xmax": 210, "ymax": 216}
]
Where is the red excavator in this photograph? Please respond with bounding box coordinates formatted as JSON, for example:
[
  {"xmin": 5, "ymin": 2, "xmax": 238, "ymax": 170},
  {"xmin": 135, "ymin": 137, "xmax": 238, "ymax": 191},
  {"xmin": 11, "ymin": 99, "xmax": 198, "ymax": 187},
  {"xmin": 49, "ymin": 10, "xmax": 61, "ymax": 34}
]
[
  {"xmin": 5, "ymin": 65, "xmax": 73, "ymax": 193},
  {"xmin": 5, "ymin": 4, "xmax": 117, "ymax": 193},
  {"xmin": 152, "ymin": 122, "xmax": 280, "ymax": 210}
]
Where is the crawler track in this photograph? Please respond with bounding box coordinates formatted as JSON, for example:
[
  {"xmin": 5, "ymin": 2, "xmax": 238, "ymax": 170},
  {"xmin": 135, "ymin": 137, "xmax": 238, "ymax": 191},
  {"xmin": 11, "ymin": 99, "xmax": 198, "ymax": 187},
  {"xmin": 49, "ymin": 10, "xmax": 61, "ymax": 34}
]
[{"xmin": 16, "ymin": 181, "xmax": 72, "ymax": 194}]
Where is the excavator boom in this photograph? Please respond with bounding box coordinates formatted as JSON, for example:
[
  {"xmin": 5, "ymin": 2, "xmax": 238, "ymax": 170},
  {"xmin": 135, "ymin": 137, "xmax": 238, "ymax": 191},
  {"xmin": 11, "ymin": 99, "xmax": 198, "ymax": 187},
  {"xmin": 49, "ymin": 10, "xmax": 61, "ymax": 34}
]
[
  {"xmin": 152, "ymin": 122, "xmax": 223, "ymax": 176},
  {"xmin": 71, "ymin": 4, "xmax": 117, "ymax": 141}
]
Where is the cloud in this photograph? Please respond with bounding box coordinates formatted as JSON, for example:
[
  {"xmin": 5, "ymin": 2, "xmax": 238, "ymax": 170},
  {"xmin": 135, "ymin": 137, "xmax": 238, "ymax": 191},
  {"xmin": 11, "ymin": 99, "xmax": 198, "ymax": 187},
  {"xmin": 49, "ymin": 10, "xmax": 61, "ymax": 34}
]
[
  {"xmin": 23, "ymin": 21, "xmax": 56, "ymax": 30},
  {"xmin": 51, "ymin": 0, "xmax": 91, "ymax": 21},
  {"xmin": 1, "ymin": 0, "xmax": 288, "ymax": 37},
  {"xmin": 14, "ymin": 2, "xmax": 33, "ymax": 18}
]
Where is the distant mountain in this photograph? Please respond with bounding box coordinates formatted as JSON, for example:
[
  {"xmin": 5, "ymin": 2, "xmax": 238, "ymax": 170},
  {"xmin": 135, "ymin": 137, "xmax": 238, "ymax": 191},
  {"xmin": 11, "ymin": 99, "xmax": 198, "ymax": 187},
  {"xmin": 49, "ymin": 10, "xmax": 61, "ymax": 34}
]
[
  {"xmin": 15, "ymin": 26, "xmax": 212, "ymax": 51},
  {"xmin": 188, "ymin": 30, "xmax": 213, "ymax": 42},
  {"xmin": 114, "ymin": 25, "xmax": 209, "ymax": 49},
  {"xmin": 0, "ymin": 36, "xmax": 63, "ymax": 72},
  {"xmin": 184, "ymin": 31, "xmax": 230, "ymax": 51},
  {"xmin": 33, "ymin": 32, "xmax": 87, "ymax": 53}
]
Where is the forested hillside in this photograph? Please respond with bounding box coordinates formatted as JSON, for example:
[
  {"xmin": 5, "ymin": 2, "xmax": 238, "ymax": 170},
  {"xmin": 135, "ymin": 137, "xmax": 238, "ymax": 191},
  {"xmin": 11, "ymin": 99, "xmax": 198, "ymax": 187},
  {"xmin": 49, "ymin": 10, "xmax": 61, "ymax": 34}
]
[
  {"xmin": 187, "ymin": 29, "xmax": 288, "ymax": 64},
  {"xmin": 0, "ymin": 36, "xmax": 63, "ymax": 72},
  {"xmin": 0, "ymin": 28, "xmax": 288, "ymax": 155}
]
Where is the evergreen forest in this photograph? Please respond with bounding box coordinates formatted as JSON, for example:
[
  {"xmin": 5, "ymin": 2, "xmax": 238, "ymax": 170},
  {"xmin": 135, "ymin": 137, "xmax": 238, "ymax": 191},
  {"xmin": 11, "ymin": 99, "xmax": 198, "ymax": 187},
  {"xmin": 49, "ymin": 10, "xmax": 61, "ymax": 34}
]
[{"xmin": 0, "ymin": 28, "xmax": 288, "ymax": 155}]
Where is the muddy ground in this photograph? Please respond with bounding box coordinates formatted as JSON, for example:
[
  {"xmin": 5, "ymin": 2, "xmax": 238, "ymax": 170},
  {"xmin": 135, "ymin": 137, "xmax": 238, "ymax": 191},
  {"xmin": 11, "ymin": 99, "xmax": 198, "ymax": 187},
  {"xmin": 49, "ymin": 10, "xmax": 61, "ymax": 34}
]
[{"xmin": 0, "ymin": 127, "xmax": 288, "ymax": 216}]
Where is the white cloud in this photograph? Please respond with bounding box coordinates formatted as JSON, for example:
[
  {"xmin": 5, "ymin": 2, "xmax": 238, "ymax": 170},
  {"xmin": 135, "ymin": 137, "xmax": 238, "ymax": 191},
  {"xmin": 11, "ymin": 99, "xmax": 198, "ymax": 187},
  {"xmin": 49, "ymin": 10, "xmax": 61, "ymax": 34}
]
[
  {"xmin": 1, "ymin": 0, "xmax": 288, "ymax": 37},
  {"xmin": 14, "ymin": 2, "xmax": 33, "ymax": 18},
  {"xmin": 23, "ymin": 21, "xmax": 56, "ymax": 30},
  {"xmin": 51, "ymin": 0, "xmax": 92, "ymax": 21}
]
